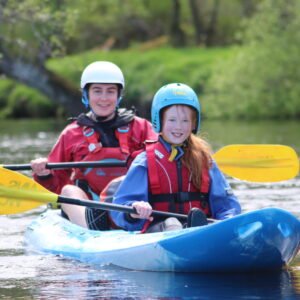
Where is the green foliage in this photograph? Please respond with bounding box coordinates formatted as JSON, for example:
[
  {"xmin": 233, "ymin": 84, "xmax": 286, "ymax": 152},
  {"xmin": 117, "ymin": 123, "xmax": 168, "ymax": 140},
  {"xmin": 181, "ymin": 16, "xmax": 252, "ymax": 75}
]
[
  {"xmin": 64, "ymin": 0, "xmax": 170, "ymax": 51},
  {"xmin": 46, "ymin": 46, "xmax": 232, "ymax": 112},
  {"xmin": 1, "ymin": 46, "xmax": 231, "ymax": 118},
  {"xmin": 0, "ymin": 81, "xmax": 56, "ymax": 119},
  {"xmin": 31, "ymin": 0, "xmax": 255, "ymax": 53},
  {"xmin": 0, "ymin": 80, "xmax": 15, "ymax": 109},
  {"xmin": 1, "ymin": 0, "xmax": 77, "ymax": 61},
  {"xmin": 204, "ymin": 0, "xmax": 300, "ymax": 119}
]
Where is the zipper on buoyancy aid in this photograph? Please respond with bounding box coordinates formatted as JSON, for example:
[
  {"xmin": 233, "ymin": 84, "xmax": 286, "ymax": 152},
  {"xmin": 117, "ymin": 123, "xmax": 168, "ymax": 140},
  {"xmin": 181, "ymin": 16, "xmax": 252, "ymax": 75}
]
[{"xmin": 176, "ymin": 159, "xmax": 184, "ymax": 214}]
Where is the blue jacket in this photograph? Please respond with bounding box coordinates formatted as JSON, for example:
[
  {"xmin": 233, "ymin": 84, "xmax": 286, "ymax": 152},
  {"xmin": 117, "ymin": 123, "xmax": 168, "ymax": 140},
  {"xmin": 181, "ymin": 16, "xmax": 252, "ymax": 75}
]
[{"xmin": 111, "ymin": 148, "xmax": 241, "ymax": 231}]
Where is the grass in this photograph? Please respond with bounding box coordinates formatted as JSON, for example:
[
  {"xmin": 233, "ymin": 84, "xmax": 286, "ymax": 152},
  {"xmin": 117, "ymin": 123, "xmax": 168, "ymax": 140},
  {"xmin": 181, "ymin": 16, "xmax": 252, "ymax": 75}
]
[{"xmin": 0, "ymin": 46, "xmax": 238, "ymax": 118}]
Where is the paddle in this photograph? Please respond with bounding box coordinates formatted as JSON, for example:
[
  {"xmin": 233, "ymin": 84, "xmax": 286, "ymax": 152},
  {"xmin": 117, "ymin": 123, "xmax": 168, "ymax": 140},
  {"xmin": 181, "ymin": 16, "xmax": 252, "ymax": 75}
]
[
  {"xmin": 1, "ymin": 160, "xmax": 127, "ymax": 171},
  {"xmin": 0, "ymin": 144, "xmax": 298, "ymax": 217},
  {"xmin": 0, "ymin": 167, "xmax": 187, "ymax": 219},
  {"xmin": 214, "ymin": 144, "xmax": 299, "ymax": 182},
  {"xmin": 1, "ymin": 145, "xmax": 299, "ymax": 182}
]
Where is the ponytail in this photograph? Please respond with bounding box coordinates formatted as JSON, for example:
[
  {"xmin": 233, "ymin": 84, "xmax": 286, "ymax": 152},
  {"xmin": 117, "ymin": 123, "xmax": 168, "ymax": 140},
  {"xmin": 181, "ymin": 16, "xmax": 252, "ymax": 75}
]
[{"xmin": 182, "ymin": 134, "xmax": 212, "ymax": 188}]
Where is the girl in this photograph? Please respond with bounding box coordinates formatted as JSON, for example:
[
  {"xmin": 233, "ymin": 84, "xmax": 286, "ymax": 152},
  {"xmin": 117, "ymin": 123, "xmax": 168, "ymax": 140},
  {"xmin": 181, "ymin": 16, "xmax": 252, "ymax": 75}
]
[{"xmin": 110, "ymin": 83, "xmax": 241, "ymax": 232}]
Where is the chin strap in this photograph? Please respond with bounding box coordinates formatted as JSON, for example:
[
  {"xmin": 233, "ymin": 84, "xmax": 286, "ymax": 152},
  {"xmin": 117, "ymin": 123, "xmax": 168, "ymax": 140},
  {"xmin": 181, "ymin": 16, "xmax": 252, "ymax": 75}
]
[{"xmin": 81, "ymin": 89, "xmax": 89, "ymax": 108}]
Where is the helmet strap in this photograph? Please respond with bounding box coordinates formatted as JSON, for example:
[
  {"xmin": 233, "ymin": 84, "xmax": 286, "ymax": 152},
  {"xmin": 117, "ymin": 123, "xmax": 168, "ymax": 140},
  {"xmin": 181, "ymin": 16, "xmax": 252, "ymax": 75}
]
[
  {"xmin": 117, "ymin": 85, "xmax": 123, "ymax": 107},
  {"xmin": 117, "ymin": 96, "xmax": 122, "ymax": 107},
  {"xmin": 81, "ymin": 88, "xmax": 89, "ymax": 108}
]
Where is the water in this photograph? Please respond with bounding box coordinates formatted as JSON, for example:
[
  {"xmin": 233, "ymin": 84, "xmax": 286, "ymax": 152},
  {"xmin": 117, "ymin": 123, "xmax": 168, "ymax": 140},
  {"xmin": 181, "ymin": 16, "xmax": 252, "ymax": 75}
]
[{"xmin": 0, "ymin": 119, "xmax": 299, "ymax": 299}]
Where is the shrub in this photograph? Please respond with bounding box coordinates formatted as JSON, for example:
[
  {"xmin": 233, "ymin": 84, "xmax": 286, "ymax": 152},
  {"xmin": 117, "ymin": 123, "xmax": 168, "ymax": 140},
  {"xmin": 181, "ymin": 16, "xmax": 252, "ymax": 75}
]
[
  {"xmin": 4, "ymin": 85, "xmax": 57, "ymax": 118},
  {"xmin": 204, "ymin": 0, "xmax": 300, "ymax": 119}
]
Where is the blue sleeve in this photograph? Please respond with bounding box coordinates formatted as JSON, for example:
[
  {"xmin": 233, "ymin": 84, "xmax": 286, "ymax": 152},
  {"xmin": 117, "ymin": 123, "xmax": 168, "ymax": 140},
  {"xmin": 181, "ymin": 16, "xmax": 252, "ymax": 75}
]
[
  {"xmin": 110, "ymin": 152, "xmax": 149, "ymax": 231},
  {"xmin": 209, "ymin": 161, "xmax": 242, "ymax": 220}
]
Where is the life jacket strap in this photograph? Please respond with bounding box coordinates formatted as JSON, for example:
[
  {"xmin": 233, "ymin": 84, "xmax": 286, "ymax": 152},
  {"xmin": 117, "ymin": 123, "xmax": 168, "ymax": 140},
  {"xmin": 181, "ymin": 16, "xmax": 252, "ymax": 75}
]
[
  {"xmin": 83, "ymin": 127, "xmax": 102, "ymax": 152},
  {"xmin": 116, "ymin": 126, "xmax": 130, "ymax": 154},
  {"xmin": 146, "ymin": 143, "xmax": 161, "ymax": 194},
  {"xmin": 83, "ymin": 125, "xmax": 131, "ymax": 154}
]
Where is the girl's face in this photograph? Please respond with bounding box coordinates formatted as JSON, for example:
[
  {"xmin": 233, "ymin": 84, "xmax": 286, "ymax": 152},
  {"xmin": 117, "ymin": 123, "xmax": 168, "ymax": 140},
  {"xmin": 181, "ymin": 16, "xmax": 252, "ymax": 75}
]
[
  {"xmin": 88, "ymin": 83, "xmax": 119, "ymax": 119},
  {"xmin": 161, "ymin": 105, "xmax": 195, "ymax": 144}
]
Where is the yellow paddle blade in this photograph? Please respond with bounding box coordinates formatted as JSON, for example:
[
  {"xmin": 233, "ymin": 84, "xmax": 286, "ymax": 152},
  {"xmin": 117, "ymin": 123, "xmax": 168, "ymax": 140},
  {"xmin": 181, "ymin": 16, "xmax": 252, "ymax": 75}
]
[
  {"xmin": 213, "ymin": 144, "xmax": 299, "ymax": 182},
  {"xmin": 0, "ymin": 167, "xmax": 57, "ymax": 215}
]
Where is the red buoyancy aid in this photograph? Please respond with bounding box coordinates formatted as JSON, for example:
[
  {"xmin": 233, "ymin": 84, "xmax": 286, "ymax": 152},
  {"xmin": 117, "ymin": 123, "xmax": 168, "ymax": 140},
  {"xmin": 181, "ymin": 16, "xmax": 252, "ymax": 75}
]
[
  {"xmin": 146, "ymin": 141, "xmax": 211, "ymax": 216},
  {"xmin": 73, "ymin": 118, "xmax": 151, "ymax": 195}
]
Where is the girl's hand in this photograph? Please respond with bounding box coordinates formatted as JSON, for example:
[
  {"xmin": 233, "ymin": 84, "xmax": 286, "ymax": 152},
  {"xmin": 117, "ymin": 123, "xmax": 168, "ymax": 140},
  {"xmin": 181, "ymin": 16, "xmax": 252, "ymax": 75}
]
[
  {"xmin": 31, "ymin": 157, "xmax": 51, "ymax": 176},
  {"xmin": 131, "ymin": 201, "xmax": 153, "ymax": 221}
]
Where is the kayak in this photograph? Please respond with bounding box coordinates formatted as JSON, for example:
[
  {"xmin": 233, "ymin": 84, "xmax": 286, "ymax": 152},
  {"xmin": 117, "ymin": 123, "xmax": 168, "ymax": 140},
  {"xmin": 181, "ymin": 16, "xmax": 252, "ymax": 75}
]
[{"xmin": 24, "ymin": 207, "xmax": 300, "ymax": 272}]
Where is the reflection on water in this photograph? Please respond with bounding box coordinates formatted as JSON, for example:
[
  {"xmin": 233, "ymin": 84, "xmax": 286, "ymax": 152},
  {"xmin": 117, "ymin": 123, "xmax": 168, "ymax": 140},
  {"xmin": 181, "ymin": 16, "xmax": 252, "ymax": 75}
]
[
  {"xmin": 231, "ymin": 178, "xmax": 300, "ymax": 218},
  {"xmin": 0, "ymin": 119, "xmax": 299, "ymax": 299},
  {"xmin": 0, "ymin": 119, "xmax": 66, "ymax": 164},
  {"xmin": 0, "ymin": 252, "xmax": 299, "ymax": 300},
  {"xmin": 201, "ymin": 119, "xmax": 300, "ymax": 151},
  {"xmin": 0, "ymin": 119, "xmax": 299, "ymax": 162}
]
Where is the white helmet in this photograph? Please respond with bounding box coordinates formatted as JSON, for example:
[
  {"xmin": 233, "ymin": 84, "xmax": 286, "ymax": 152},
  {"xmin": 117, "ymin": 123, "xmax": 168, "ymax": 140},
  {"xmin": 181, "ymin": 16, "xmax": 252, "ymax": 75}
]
[
  {"xmin": 80, "ymin": 61, "xmax": 125, "ymax": 89},
  {"xmin": 80, "ymin": 61, "xmax": 125, "ymax": 108}
]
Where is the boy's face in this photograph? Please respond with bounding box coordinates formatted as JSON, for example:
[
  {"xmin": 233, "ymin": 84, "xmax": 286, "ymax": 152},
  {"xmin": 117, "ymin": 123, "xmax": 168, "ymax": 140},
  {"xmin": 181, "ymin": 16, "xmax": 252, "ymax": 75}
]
[{"xmin": 88, "ymin": 83, "xmax": 119, "ymax": 119}]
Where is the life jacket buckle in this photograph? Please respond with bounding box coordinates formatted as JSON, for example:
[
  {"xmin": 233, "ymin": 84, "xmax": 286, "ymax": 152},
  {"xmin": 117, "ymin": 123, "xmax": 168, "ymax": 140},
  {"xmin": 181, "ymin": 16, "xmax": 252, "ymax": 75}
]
[
  {"xmin": 88, "ymin": 142, "xmax": 102, "ymax": 152},
  {"xmin": 88, "ymin": 143, "xmax": 97, "ymax": 152}
]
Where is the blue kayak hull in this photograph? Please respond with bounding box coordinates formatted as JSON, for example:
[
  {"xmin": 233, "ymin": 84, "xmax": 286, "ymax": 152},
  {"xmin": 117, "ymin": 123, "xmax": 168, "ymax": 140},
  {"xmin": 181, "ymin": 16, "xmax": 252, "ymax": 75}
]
[{"xmin": 25, "ymin": 208, "xmax": 300, "ymax": 272}]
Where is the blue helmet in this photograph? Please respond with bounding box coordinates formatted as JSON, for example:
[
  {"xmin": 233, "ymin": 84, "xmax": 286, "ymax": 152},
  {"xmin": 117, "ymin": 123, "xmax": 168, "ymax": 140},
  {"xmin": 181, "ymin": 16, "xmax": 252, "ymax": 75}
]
[{"xmin": 151, "ymin": 83, "xmax": 201, "ymax": 133}]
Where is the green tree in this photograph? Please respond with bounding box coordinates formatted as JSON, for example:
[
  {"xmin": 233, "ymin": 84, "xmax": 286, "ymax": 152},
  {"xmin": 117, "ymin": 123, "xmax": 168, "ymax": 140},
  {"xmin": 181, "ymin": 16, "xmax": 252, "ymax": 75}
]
[
  {"xmin": 204, "ymin": 0, "xmax": 300, "ymax": 119},
  {"xmin": 0, "ymin": 0, "xmax": 263, "ymax": 118},
  {"xmin": 0, "ymin": 0, "xmax": 81, "ymax": 116}
]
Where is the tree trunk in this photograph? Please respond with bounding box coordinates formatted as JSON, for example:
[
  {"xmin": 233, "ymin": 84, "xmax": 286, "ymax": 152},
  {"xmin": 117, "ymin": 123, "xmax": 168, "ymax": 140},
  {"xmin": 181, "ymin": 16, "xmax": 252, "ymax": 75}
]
[
  {"xmin": 205, "ymin": 0, "xmax": 220, "ymax": 46},
  {"xmin": 242, "ymin": 0, "xmax": 255, "ymax": 17},
  {"xmin": 0, "ymin": 50, "xmax": 82, "ymax": 117},
  {"xmin": 189, "ymin": 0, "xmax": 204, "ymax": 45},
  {"xmin": 170, "ymin": 0, "xmax": 186, "ymax": 47}
]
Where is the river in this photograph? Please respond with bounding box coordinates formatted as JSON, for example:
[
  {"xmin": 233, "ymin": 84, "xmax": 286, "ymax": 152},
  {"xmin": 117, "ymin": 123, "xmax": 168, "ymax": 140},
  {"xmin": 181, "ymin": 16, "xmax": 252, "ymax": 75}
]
[{"xmin": 0, "ymin": 119, "xmax": 299, "ymax": 299}]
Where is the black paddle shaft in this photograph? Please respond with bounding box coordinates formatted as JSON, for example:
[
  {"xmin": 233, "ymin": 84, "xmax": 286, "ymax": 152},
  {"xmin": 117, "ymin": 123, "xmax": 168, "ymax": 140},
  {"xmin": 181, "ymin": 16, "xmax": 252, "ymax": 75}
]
[
  {"xmin": 57, "ymin": 196, "xmax": 188, "ymax": 220},
  {"xmin": 3, "ymin": 161, "xmax": 127, "ymax": 171}
]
